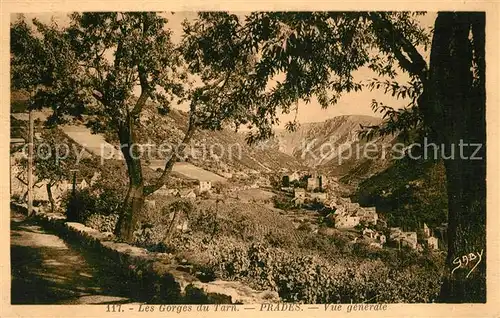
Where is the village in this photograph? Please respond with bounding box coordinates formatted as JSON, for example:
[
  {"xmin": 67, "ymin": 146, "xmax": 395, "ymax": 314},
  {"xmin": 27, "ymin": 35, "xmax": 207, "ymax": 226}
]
[
  {"xmin": 277, "ymin": 170, "xmax": 443, "ymax": 252},
  {"xmin": 10, "ymin": 132, "xmax": 444, "ymax": 254}
]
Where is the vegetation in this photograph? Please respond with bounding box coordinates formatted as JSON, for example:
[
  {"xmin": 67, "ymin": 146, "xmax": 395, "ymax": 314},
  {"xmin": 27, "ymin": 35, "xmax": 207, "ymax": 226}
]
[
  {"xmin": 12, "ymin": 123, "xmax": 95, "ymax": 212},
  {"xmin": 271, "ymin": 195, "xmax": 297, "ymax": 211},
  {"xmin": 181, "ymin": 11, "xmax": 485, "ymax": 302},
  {"xmin": 102, "ymin": 197, "xmax": 445, "ymax": 303},
  {"xmin": 354, "ymin": 155, "xmax": 448, "ymax": 229},
  {"xmin": 10, "ymin": 11, "xmax": 485, "ymax": 302}
]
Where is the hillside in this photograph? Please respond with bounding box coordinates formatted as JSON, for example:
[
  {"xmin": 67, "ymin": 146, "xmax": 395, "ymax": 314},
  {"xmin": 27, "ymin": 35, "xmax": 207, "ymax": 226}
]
[
  {"xmin": 271, "ymin": 114, "xmax": 449, "ymax": 231},
  {"xmin": 11, "ymin": 92, "xmax": 448, "ymax": 233},
  {"xmin": 273, "ymin": 115, "xmax": 398, "ymax": 185},
  {"xmin": 352, "ymin": 155, "xmax": 448, "ymax": 230},
  {"xmin": 107, "ymin": 103, "xmax": 307, "ymax": 175}
]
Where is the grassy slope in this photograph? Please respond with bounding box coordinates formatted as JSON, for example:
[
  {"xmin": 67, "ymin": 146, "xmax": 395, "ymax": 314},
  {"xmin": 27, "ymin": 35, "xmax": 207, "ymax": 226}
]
[{"xmin": 352, "ymin": 156, "xmax": 448, "ymax": 230}]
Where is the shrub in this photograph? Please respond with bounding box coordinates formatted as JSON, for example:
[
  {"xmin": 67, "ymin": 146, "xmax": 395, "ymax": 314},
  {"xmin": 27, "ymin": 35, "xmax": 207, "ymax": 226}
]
[
  {"xmin": 203, "ymin": 238, "xmax": 443, "ymax": 303},
  {"xmin": 63, "ymin": 184, "xmax": 122, "ymax": 231},
  {"xmin": 189, "ymin": 206, "xmax": 220, "ymax": 237},
  {"xmin": 272, "ymin": 195, "xmax": 296, "ymax": 211},
  {"xmin": 64, "ymin": 188, "xmax": 97, "ymax": 223}
]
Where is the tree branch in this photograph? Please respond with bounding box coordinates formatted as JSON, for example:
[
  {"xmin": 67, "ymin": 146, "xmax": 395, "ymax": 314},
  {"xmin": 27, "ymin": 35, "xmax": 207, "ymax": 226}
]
[
  {"xmin": 131, "ymin": 16, "xmax": 152, "ymax": 117},
  {"xmin": 144, "ymin": 101, "xmax": 197, "ymax": 196},
  {"xmin": 130, "ymin": 67, "xmax": 150, "ymax": 117},
  {"xmin": 368, "ymin": 12, "xmax": 428, "ymax": 83},
  {"xmin": 16, "ymin": 175, "xmax": 28, "ymax": 186},
  {"xmin": 143, "ymin": 71, "xmax": 232, "ymax": 196}
]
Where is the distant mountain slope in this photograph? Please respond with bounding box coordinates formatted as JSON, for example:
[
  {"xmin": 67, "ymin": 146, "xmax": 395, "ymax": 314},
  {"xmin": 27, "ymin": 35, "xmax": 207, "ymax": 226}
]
[
  {"xmin": 352, "ymin": 156, "xmax": 448, "ymax": 230},
  {"xmin": 276, "ymin": 115, "xmax": 382, "ymax": 157},
  {"xmin": 109, "ymin": 103, "xmax": 307, "ymax": 175},
  {"xmin": 11, "ymin": 91, "xmax": 404, "ymax": 186},
  {"xmin": 273, "ymin": 115, "xmax": 398, "ymax": 183}
]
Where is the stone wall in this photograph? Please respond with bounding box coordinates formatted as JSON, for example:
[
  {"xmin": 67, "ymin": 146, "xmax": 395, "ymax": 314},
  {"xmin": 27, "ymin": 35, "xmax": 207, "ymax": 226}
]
[{"xmin": 10, "ymin": 202, "xmax": 280, "ymax": 304}]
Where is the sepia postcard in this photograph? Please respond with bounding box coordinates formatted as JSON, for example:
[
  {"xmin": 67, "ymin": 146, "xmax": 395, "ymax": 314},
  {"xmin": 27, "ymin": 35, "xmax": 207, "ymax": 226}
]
[{"xmin": 1, "ymin": 1, "xmax": 499, "ymax": 317}]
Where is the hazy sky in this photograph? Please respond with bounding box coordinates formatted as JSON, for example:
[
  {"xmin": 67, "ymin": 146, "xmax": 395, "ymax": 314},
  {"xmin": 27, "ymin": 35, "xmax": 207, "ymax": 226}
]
[{"xmin": 16, "ymin": 12, "xmax": 436, "ymax": 126}]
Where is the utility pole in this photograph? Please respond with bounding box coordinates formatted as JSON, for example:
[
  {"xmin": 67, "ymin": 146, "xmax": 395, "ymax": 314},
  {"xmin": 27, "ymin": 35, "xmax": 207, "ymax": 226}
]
[{"xmin": 27, "ymin": 109, "xmax": 34, "ymax": 216}]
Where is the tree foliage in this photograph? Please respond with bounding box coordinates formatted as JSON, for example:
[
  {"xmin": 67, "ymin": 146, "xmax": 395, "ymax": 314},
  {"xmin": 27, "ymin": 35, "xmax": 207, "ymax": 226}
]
[
  {"xmin": 182, "ymin": 12, "xmax": 430, "ymax": 143},
  {"xmin": 11, "ymin": 11, "xmax": 486, "ymax": 302}
]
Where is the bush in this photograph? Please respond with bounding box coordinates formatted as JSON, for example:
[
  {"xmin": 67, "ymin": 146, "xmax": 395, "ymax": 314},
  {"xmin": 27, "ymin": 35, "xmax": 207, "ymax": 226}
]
[
  {"xmin": 272, "ymin": 195, "xmax": 296, "ymax": 211},
  {"xmin": 63, "ymin": 185, "xmax": 123, "ymax": 230},
  {"xmin": 64, "ymin": 189, "xmax": 97, "ymax": 223},
  {"xmin": 189, "ymin": 206, "xmax": 219, "ymax": 236},
  {"xmin": 203, "ymin": 238, "xmax": 443, "ymax": 303}
]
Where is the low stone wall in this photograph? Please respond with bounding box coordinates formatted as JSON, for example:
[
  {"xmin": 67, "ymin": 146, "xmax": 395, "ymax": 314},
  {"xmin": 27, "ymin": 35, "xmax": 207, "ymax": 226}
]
[{"xmin": 10, "ymin": 202, "xmax": 279, "ymax": 304}]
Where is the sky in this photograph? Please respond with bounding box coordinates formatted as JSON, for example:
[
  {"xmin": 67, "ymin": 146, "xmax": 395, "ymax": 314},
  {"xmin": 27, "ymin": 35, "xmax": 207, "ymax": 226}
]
[{"xmin": 15, "ymin": 12, "xmax": 436, "ymax": 126}]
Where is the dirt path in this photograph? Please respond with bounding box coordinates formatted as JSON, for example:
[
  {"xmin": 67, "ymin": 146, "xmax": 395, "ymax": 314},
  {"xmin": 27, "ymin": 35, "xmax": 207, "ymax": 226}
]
[{"xmin": 10, "ymin": 211, "xmax": 137, "ymax": 305}]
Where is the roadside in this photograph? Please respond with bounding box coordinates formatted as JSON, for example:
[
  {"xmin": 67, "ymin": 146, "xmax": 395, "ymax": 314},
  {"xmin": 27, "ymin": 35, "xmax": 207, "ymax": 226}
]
[{"xmin": 10, "ymin": 210, "xmax": 138, "ymax": 305}]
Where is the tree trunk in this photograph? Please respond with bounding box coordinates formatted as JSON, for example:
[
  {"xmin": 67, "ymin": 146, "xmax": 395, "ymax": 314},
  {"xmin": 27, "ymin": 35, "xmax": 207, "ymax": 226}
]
[
  {"xmin": 114, "ymin": 116, "xmax": 145, "ymax": 243},
  {"xmin": 422, "ymin": 12, "xmax": 486, "ymax": 302},
  {"xmin": 163, "ymin": 209, "xmax": 179, "ymax": 244},
  {"xmin": 46, "ymin": 182, "xmax": 55, "ymax": 213}
]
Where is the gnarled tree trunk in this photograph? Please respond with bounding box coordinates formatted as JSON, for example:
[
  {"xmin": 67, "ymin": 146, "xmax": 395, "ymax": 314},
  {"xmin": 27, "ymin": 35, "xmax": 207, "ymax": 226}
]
[
  {"xmin": 46, "ymin": 182, "xmax": 55, "ymax": 213},
  {"xmin": 115, "ymin": 116, "xmax": 145, "ymax": 243},
  {"xmin": 422, "ymin": 12, "xmax": 486, "ymax": 302}
]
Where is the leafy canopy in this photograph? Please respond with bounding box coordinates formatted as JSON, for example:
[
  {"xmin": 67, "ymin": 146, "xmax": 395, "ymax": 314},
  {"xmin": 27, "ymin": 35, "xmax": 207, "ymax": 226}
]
[{"xmin": 182, "ymin": 12, "xmax": 430, "ymax": 143}]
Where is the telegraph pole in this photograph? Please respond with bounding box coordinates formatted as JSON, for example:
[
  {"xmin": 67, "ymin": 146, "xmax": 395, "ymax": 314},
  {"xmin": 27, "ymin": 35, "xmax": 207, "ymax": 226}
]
[{"xmin": 27, "ymin": 109, "xmax": 34, "ymax": 216}]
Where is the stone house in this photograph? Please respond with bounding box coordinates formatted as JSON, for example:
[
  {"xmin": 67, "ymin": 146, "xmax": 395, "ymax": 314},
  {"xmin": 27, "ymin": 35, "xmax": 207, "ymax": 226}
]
[
  {"xmin": 389, "ymin": 228, "xmax": 418, "ymax": 249},
  {"xmin": 307, "ymin": 175, "xmax": 327, "ymax": 191},
  {"xmin": 346, "ymin": 202, "xmax": 360, "ymax": 212},
  {"xmin": 294, "ymin": 187, "xmax": 306, "ymax": 198},
  {"xmin": 282, "ymin": 171, "xmax": 300, "ymax": 186},
  {"xmin": 156, "ymin": 185, "xmax": 179, "ymax": 197},
  {"xmin": 357, "ymin": 207, "xmax": 378, "ymax": 225},
  {"xmin": 362, "ymin": 228, "xmax": 386, "ymax": 245},
  {"xmin": 400, "ymin": 232, "xmax": 418, "ymax": 249},
  {"xmin": 334, "ymin": 215, "xmax": 360, "ymax": 229},
  {"xmin": 389, "ymin": 227, "xmax": 403, "ymax": 240},
  {"xmin": 425, "ymin": 236, "xmax": 439, "ymax": 250},
  {"xmin": 333, "ymin": 206, "xmax": 346, "ymax": 216},
  {"xmin": 294, "ymin": 188, "xmax": 306, "ymax": 204},
  {"xmin": 307, "ymin": 177, "xmax": 320, "ymax": 191}
]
